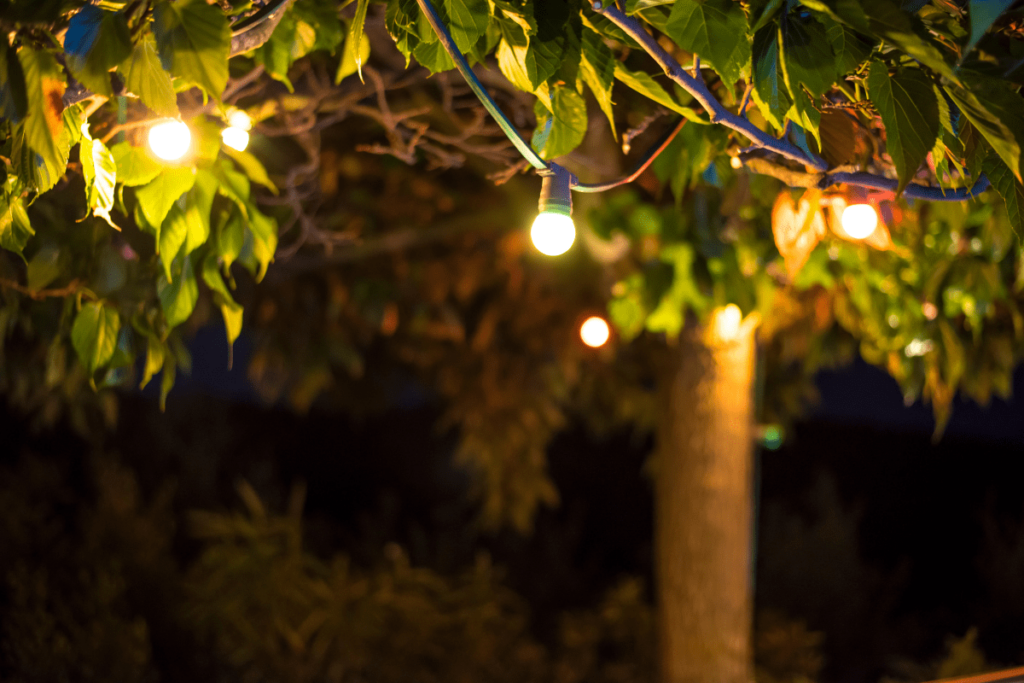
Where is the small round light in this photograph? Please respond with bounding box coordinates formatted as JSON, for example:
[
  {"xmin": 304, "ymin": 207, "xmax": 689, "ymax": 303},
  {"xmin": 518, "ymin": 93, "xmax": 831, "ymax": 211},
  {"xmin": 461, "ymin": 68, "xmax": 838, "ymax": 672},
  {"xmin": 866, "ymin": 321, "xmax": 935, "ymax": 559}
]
[
  {"xmin": 841, "ymin": 203, "xmax": 878, "ymax": 239},
  {"xmin": 714, "ymin": 304, "xmax": 742, "ymax": 342},
  {"xmin": 530, "ymin": 212, "xmax": 575, "ymax": 256},
  {"xmin": 580, "ymin": 316, "xmax": 610, "ymax": 348},
  {"xmin": 148, "ymin": 119, "xmax": 191, "ymax": 161},
  {"xmin": 221, "ymin": 127, "xmax": 250, "ymax": 152},
  {"xmin": 227, "ymin": 109, "xmax": 252, "ymax": 131},
  {"xmin": 730, "ymin": 156, "xmax": 743, "ymax": 169}
]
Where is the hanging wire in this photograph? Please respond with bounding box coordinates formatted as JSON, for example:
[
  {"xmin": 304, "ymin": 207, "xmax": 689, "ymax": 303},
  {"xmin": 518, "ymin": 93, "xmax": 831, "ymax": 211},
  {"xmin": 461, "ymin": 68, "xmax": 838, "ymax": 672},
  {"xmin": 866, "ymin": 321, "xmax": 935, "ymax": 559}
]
[
  {"xmin": 414, "ymin": 0, "xmax": 687, "ymax": 193},
  {"xmin": 414, "ymin": 0, "xmax": 550, "ymax": 171}
]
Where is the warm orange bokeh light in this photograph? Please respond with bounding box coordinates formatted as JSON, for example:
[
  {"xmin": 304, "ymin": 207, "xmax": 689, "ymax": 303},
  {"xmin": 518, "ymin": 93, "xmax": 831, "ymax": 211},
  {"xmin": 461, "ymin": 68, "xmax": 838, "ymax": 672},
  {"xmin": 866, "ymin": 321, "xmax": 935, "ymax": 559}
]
[
  {"xmin": 580, "ymin": 316, "xmax": 610, "ymax": 348},
  {"xmin": 713, "ymin": 304, "xmax": 742, "ymax": 343}
]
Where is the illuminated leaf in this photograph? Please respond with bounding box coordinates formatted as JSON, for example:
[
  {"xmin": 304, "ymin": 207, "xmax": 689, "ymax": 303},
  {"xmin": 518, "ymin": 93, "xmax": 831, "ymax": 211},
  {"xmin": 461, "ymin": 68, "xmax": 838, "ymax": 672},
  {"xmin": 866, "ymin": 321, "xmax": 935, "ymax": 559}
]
[
  {"xmin": 158, "ymin": 252, "xmax": 198, "ymax": 329},
  {"xmin": 71, "ymin": 301, "xmax": 120, "ymax": 375},
  {"xmin": 580, "ymin": 30, "xmax": 617, "ymax": 139},
  {"xmin": 17, "ymin": 48, "xmax": 66, "ymax": 186},
  {"xmin": 772, "ymin": 191, "xmax": 827, "ymax": 278},
  {"xmin": 153, "ymin": 0, "xmax": 231, "ymax": 101},
  {"xmin": 120, "ymin": 36, "xmax": 178, "ymax": 117},
  {"xmin": 135, "ymin": 167, "xmax": 196, "ymax": 232},
  {"xmin": 110, "ymin": 141, "xmax": 162, "ymax": 187},
  {"xmin": 80, "ymin": 124, "xmax": 118, "ymax": 227}
]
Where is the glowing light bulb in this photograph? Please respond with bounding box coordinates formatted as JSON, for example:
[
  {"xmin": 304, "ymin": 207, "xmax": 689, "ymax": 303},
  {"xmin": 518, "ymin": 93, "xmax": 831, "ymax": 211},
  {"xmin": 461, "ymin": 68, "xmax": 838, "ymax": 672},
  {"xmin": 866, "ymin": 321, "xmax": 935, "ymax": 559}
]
[
  {"xmin": 227, "ymin": 109, "xmax": 252, "ymax": 131},
  {"xmin": 221, "ymin": 127, "xmax": 250, "ymax": 151},
  {"xmin": 531, "ymin": 212, "xmax": 575, "ymax": 256},
  {"xmin": 148, "ymin": 120, "xmax": 191, "ymax": 161},
  {"xmin": 713, "ymin": 304, "xmax": 742, "ymax": 342},
  {"xmin": 580, "ymin": 316, "xmax": 610, "ymax": 348},
  {"xmin": 841, "ymin": 203, "xmax": 878, "ymax": 239}
]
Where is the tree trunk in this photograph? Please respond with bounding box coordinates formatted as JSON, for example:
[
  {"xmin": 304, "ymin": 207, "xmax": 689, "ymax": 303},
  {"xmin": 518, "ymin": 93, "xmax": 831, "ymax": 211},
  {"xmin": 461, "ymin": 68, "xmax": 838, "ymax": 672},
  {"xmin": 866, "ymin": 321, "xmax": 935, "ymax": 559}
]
[{"xmin": 655, "ymin": 320, "xmax": 757, "ymax": 683}]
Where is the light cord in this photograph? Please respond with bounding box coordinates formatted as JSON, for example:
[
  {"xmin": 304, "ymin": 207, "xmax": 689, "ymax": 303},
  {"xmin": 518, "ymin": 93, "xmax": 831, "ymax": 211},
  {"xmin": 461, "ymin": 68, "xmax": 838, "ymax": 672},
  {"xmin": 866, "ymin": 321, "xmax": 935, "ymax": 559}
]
[{"xmin": 414, "ymin": 0, "xmax": 550, "ymax": 171}]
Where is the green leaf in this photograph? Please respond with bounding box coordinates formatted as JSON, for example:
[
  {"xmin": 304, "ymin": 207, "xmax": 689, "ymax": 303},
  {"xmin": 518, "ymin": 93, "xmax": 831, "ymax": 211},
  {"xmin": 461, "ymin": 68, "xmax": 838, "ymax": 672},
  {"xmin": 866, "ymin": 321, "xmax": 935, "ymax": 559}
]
[
  {"xmin": 252, "ymin": 11, "xmax": 299, "ymax": 89},
  {"xmin": 412, "ymin": 38, "xmax": 456, "ymax": 73},
  {"xmin": 26, "ymin": 246, "xmax": 61, "ymax": 291},
  {"xmin": 216, "ymin": 204, "xmax": 245, "ymax": 267},
  {"xmin": 945, "ymin": 74, "xmax": 1024, "ymax": 182},
  {"xmin": 965, "ymin": 0, "xmax": 1015, "ymax": 56},
  {"xmin": 665, "ymin": 0, "xmax": 750, "ymax": 86},
  {"xmin": 71, "ymin": 301, "xmax": 121, "ymax": 375},
  {"xmin": 81, "ymin": 124, "xmax": 118, "ymax": 227},
  {"xmin": 0, "ymin": 42, "xmax": 28, "ymax": 122},
  {"xmin": 346, "ymin": 0, "xmax": 371, "ymax": 81},
  {"xmin": 63, "ymin": 6, "xmax": 132, "ymax": 98},
  {"xmin": 751, "ymin": 24, "xmax": 791, "ymax": 131},
  {"xmin": 153, "ymin": 0, "xmax": 231, "ymax": 101},
  {"xmin": 813, "ymin": 0, "xmax": 957, "ymax": 81},
  {"xmin": 336, "ymin": 21, "xmax": 371, "ymax": 84},
  {"xmin": 202, "ymin": 251, "xmax": 243, "ymax": 359},
  {"xmin": 443, "ymin": 0, "xmax": 489, "ymax": 53},
  {"xmin": 222, "ymin": 146, "xmax": 278, "ymax": 192},
  {"xmin": 645, "ymin": 243, "xmax": 709, "ymax": 337},
  {"xmin": 867, "ymin": 61, "xmax": 940, "ymax": 195},
  {"xmin": 625, "ymin": 0, "xmax": 674, "ymax": 12},
  {"xmin": 613, "ymin": 62, "xmax": 706, "ymax": 123},
  {"xmin": 159, "ymin": 353, "xmax": 176, "ymax": 410},
  {"xmin": 135, "ymin": 167, "xmax": 196, "ymax": 231},
  {"xmin": 826, "ymin": 20, "xmax": 871, "ymax": 76},
  {"xmin": 11, "ymin": 103, "xmax": 82, "ymax": 195},
  {"xmin": 779, "ymin": 12, "xmax": 834, "ymax": 98},
  {"xmin": 17, "ymin": 49, "xmax": 66, "ymax": 189},
  {"xmin": 0, "ymin": 193, "xmax": 34, "ymax": 257},
  {"xmin": 532, "ymin": 84, "xmax": 587, "ymax": 160},
  {"xmin": 139, "ymin": 334, "xmax": 165, "ymax": 390},
  {"xmin": 183, "ymin": 169, "xmax": 217, "ymax": 253},
  {"xmin": 580, "ymin": 29, "xmax": 617, "ymax": 139},
  {"xmin": 158, "ymin": 252, "xmax": 198, "ymax": 330},
  {"xmin": 385, "ymin": 0, "xmax": 421, "ymax": 65},
  {"xmin": 291, "ymin": 0, "xmax": 343, "ymax": 53},
  {"xmin": 110, "ymin": 141, "xmax": 163, "ymax": 186},
  {"xmin": 495, "ymin": 26, "xmax": 532, "ymax": 91},
  {"xmin": 248, "ymin": 205, "xmax": 278, "ymax": 282},
  {"xmin": 158, "ymin": 202, "xmax": 188, "ymax": 281},
  {"xmin": 120, "ymin": 36, "xmax": 179, "ymax": 117},
  {"xmin": 985, "ymin": 154, "xmax": 1024, "ymax": 237}
]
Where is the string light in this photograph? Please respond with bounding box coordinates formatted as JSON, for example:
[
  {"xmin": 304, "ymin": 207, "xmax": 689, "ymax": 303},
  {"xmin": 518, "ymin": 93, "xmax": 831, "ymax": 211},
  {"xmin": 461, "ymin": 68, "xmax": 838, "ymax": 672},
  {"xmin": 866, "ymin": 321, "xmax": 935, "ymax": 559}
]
[
  {"xmin": 841, "ymin": 203, "xmax": 878, "ymax": 240},
  {"xmin": 221, "ymin": 127, "xmax": 249, "ymax": 151},
  {"xmin": 580, "ymin": 316, "xmax": 610, "ymax": 348},
  {"xmin": 222, "ymin": 109, "xmax": 252, "ymax": 152},
  {"xmin": 148, "ymin": 119, "xmax": 191, "ymax": 161},
  {"xmin": 531, "ymin": 164, "xmax": 576, "ymax": 256}
]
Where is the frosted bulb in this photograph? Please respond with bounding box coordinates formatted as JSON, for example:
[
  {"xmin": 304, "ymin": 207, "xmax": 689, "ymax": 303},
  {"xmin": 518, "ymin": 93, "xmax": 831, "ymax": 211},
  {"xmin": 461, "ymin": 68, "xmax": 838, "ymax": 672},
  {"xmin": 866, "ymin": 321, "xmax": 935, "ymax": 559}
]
[
  {"xmin": 714, "ymin": 304, "xmax": 742, "ymax": 342},
  {"xmin": 580, "ymin": 316, "xmax": 610, "ymax": 348},
  {"xmin": 841, "ymin": 203, "xmax": 878, "ymax": 239},
  {"xmin": 148, "ymin": 120, "xmax": 191, "ymax": 161},
  {"xmin": 530, "ymin": 212, "xmax": 575, "ymax": 256},
  {"xmin": 222, "ymin": 127, "xmax": 250, "ymax": 151}
]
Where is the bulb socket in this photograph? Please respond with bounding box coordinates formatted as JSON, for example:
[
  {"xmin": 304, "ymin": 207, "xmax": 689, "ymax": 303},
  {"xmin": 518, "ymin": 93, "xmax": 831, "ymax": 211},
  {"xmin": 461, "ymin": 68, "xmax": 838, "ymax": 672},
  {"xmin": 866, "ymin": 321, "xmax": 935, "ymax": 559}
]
[{"xmin": 538, "ymin": 164, "xmax": 574, "ymax": 217}]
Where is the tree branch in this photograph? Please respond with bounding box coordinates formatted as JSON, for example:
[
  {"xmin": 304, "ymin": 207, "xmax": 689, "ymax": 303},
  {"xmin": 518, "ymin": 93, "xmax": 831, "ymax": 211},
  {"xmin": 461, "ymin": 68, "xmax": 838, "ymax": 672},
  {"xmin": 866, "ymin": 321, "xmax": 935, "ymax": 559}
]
[
  {"xmin": 591, "ymin": 2, "xmax": 827, "ymax": 171},
  {"xmin": 592, "ymin": 1, "xmax": 993, "ymax": 203}
]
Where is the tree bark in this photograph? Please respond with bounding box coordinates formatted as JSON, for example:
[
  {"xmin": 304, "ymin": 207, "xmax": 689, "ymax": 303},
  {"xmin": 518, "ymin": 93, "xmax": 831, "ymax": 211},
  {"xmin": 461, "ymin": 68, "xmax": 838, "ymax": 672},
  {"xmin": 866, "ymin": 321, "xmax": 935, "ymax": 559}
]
[{"xmin": 655, "ymin": 321, "xmax": 757, "ymax": 683}]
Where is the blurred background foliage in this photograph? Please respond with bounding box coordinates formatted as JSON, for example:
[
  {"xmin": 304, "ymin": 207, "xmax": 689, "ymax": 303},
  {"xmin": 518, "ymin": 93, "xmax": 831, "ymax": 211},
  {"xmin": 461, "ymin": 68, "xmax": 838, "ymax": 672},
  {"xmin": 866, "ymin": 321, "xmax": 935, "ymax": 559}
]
[{"xmin": 2, "ymin": 406, "xmax": 1020, "ymax": 683}]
